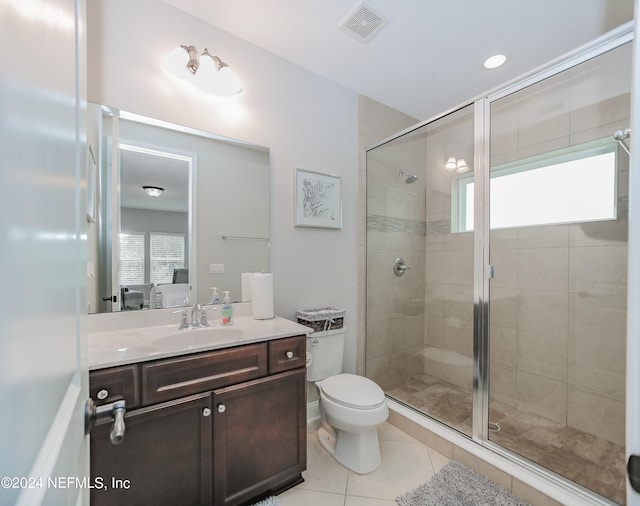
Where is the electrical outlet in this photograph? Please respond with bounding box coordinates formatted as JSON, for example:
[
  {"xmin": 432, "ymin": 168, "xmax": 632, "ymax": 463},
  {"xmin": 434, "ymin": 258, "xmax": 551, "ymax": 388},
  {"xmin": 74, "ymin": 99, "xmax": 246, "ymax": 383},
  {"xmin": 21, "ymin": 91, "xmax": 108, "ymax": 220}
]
[{"xmin": 209, "ymin": 263, "xmax": 224, "ymax": 274}]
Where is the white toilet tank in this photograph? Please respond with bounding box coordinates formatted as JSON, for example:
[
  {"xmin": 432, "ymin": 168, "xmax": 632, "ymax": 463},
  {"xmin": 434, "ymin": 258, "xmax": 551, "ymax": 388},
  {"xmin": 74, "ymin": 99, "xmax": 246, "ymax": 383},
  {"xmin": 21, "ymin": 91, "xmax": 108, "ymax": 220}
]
[{"xmin": 306, "ymin": 329, "xmax": 345, "ymax": 381}]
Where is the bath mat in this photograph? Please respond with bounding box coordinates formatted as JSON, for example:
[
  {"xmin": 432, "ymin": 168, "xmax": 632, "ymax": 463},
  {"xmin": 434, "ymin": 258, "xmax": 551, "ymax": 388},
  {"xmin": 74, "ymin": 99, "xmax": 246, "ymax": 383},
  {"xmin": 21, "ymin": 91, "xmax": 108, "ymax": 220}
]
[
  {"xmin": 251, "ymin": 496, "xmax": 280, "ymax": 506},
  {"xmin": 396, "ymin": 460, "xmax": 529, "ymax": 506}
]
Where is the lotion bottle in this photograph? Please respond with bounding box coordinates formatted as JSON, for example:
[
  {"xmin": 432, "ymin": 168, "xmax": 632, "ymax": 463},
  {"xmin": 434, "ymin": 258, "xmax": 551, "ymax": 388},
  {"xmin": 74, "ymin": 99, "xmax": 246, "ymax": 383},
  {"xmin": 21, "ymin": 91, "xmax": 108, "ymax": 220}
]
[{"xmin": 221, "ymin": 291, "xmax": 233, "ymax": 325}]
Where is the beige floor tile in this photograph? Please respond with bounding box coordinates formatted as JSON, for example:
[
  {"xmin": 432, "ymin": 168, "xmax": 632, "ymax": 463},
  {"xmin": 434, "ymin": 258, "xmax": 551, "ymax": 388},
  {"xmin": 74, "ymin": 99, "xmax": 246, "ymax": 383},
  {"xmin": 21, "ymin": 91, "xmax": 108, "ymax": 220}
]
[
  {"xmin": 298, "ymin": 429, "xmax": 349, "ymax": 495},
  {"xmin": 427, "ymin": 447, "xmax": 449, "ymax": 473},
  {"xmin": 377, "ymin": 421, "xmax": 416, "ymax": 443},
  {"xmin": 278, "ymin": 488, "xmax": 345, "ymax": 506},
  {"xmin": 344, "ymin": 496, "xmax": 397, "ymax": 506},
  {"xmin": 345, "ymin": 439, "xmax": 433, "ymax": 500}
]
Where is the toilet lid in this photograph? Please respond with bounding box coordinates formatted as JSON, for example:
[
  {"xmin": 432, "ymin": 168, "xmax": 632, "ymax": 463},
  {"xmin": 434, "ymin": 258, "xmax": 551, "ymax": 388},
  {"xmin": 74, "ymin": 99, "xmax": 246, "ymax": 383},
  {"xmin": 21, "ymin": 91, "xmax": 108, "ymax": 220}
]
[{"xmin": 320, "ymin": 373, "xmax": 386, "ymax": 409}]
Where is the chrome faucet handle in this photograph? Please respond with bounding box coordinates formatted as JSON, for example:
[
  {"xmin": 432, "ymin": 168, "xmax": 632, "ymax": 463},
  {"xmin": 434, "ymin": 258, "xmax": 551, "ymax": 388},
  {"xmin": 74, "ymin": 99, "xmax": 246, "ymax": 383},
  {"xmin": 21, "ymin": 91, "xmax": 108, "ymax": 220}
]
[
  {"xmin": 199, "ymin": 306, "xmax": 210, "ymax": 327},
  {"xmin": 172, "ymin": 309, "xmax": 189, "ymax": 330},
  {"xmin": 190, "ymin": 304, "xmax": 204, "ymax": 328}
]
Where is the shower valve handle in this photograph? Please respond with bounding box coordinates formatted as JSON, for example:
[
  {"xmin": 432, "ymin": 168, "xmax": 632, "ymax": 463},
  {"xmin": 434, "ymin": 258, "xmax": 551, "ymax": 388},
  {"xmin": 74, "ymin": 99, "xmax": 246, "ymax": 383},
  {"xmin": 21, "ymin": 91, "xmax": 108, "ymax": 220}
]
[{"xmin": 393, "ymin": 258, "xmax": 411, "ymax": 277}]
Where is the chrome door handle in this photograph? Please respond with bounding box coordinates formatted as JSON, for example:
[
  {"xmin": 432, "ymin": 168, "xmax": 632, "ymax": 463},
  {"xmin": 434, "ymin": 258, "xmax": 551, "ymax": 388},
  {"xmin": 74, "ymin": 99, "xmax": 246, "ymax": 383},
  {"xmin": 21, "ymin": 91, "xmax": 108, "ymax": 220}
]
[{"xmin": 85, "ymin": 398, "xmax": 126, "ymax": 445}]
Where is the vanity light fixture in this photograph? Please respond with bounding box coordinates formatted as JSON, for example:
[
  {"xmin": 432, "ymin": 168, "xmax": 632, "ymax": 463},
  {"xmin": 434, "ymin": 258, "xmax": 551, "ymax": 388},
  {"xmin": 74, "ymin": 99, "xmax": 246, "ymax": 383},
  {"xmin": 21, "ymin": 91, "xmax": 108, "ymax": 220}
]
[
  {"xmin": 142, "ymin": 186, "xmax": 164, "ymax": 197},
  {"xmin": 484, "ymin": 53, "xmax": 507, "ymax": 69},
  {"xmin": 163, "ymin": 44, "xmax": 243, "ymax": 97},
  {"xmin": 444, "ymin": 156, "xmax": 457, "ymax": 172},
  {"xmin": 444, "ymin": 156, "xmax": 472, "ymax": 174},
  {"xmin": 456, "ymin": 159, "xmax": 471, "ymax": 174}
]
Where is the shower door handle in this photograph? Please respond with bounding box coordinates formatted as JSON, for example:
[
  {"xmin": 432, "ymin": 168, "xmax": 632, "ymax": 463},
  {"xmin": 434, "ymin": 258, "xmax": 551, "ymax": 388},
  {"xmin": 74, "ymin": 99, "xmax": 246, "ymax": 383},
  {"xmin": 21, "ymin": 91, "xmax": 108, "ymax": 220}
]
[{"xmin": 629, "ymin": 454, "xmax": 640, "ymax": 493}]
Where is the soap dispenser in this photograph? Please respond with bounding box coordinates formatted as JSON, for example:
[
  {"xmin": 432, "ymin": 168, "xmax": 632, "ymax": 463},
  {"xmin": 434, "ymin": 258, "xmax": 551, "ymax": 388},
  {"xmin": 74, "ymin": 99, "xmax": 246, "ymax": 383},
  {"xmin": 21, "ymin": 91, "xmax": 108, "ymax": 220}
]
[
  {"xmin": 221, "ymin": 291, "xmax": 233, "ymax": 325},
  {"xmin": 209, "ymin": 287, "xmax": 221, "ymax": 305}
]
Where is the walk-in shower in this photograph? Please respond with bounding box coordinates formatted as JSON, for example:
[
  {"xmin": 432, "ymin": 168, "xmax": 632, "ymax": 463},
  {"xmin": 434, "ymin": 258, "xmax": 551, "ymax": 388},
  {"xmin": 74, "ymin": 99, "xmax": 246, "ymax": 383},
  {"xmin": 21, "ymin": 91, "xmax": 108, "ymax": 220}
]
[{"xmin": 365, "ymin": 30, "xmax": 632, "ymax": 505}]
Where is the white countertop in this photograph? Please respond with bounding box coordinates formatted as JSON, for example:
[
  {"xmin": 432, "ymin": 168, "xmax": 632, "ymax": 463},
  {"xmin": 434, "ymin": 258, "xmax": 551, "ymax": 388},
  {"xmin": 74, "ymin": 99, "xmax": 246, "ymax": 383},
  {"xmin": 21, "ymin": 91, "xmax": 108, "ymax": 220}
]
[{"xmin": 89, "ymin": 313, "xmax": 313, "ymax": 370}]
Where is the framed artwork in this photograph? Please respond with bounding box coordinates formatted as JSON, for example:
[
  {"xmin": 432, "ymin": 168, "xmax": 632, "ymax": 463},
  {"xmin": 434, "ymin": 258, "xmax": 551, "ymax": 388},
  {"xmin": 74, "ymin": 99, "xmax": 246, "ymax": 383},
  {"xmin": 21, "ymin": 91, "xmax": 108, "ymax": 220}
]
[
  {"xmin": 294, "ymin": 168, "xmax": 342, "ymax": 229},
  {"xmin": 86, "ymin": 145, "xmax": 97, "ymax": 223}
]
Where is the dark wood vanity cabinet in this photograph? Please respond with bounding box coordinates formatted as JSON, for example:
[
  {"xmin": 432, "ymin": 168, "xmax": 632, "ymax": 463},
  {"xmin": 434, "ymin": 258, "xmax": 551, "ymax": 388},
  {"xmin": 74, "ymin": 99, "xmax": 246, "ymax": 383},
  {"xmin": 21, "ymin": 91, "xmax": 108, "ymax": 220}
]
[
  {"xmin": 90, "ymin": 393, "xmax": 213, "ymax": 506},
  {"xmin": 213, "ymin": 368, "xmax": 306, "ymax": 505},
  {"xmin": 89, "ymin": 335, "xmax": 307, "ymax": 506}
]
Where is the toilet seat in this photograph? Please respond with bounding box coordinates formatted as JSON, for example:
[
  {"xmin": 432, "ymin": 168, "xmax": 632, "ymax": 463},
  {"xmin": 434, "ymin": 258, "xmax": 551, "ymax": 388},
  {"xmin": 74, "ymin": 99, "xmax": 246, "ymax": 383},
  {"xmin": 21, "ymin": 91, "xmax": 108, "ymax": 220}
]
[{"xmin": 320, "ymin": 373, "xmax": 385, "ymax": 409}]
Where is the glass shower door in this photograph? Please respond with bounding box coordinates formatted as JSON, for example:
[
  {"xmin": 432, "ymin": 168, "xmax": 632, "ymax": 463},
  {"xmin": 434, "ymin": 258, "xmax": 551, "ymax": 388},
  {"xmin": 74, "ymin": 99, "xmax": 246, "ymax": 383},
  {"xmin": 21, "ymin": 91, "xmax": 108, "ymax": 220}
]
[
  {"xmin": 366, "ymin": 104, "xmax": 475, "ymax": 436},
  {"xmin": 486, "ymin": 43, "xmax": 631, "ymax": 504}
]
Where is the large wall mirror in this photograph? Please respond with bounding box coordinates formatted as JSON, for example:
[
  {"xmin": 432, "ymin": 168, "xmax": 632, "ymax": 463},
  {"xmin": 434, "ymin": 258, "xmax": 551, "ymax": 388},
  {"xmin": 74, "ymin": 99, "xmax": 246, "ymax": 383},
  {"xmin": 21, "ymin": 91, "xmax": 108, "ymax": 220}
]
[{"xmin": 87, "ymin": 103, "xmax": 270, "ymax": 314}]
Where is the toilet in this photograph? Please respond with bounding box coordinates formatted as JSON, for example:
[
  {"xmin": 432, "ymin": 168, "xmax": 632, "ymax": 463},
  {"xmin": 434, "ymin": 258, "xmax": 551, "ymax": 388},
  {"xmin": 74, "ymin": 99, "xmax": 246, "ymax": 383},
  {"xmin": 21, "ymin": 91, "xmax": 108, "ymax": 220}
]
[{"xmin": 306, "ymin": 329, "xmax": 388, "ymax": 474}]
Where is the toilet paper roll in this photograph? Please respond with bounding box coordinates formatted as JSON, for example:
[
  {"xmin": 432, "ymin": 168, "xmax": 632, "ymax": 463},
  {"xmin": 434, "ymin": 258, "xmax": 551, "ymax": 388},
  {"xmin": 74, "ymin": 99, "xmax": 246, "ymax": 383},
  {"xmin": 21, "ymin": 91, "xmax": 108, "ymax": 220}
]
[
  {"xmin": 241, "ymin": 272, "xmax": 256, "ymax": 302},
  {"xmin": 251, "ymin": 273, "xmax": 274, "ymax": 320}
]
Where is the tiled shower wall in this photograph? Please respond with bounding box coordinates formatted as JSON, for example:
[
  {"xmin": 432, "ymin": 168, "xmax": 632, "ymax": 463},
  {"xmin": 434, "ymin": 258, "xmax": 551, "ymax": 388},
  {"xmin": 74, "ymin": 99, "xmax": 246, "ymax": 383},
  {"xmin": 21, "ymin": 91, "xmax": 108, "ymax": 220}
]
[
  {"xmin": 357, "ymin": 96, "xmax": 419, "ymax": 384},
  {"xmin": 365, "ymin": 127, "xmax": 427, "ymax": 387}
]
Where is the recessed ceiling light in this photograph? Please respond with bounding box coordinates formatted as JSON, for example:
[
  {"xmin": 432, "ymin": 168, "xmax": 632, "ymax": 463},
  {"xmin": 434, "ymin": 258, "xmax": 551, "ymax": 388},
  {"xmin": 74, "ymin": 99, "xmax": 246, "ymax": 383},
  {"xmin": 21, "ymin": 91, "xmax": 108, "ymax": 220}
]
[{"xmin": 484, "ymin": 54, "xmax": 507, "ymax": 69}]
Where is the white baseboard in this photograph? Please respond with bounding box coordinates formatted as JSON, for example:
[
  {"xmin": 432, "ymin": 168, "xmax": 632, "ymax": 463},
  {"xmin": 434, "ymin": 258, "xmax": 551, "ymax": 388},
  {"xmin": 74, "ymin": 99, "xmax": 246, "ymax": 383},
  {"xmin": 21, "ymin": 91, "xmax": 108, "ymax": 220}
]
[{"xmin": 307, "ymin": 400, "xmax": 320, "ymax": 424}]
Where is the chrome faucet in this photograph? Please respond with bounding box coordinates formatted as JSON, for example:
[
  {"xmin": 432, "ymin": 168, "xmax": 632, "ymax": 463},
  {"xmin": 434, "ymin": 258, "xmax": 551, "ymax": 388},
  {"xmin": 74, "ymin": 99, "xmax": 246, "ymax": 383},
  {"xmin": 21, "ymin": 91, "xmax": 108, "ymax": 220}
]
[
  {"xmin": 199, "ymin": 306, "xmax": 210, "ymax": 327},
  {"xmin": 172, "ymin": 309, "xmax": 190, "ymax": 330},
  {"xmin": 174, "ymin": 304, "xmax": 212, "ymax": 330},
  {"xmin": 190, "ymin": 304, "xmax": 203, "ymax": 328}
]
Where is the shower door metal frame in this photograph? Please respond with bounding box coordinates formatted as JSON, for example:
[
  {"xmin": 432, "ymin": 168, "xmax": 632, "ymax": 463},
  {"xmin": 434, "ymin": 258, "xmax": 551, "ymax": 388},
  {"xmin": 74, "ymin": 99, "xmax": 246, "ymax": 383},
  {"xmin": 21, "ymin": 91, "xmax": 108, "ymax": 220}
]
[{"xmin": 471, "ymin": 22, "xmax": 635, "ymax": 503}]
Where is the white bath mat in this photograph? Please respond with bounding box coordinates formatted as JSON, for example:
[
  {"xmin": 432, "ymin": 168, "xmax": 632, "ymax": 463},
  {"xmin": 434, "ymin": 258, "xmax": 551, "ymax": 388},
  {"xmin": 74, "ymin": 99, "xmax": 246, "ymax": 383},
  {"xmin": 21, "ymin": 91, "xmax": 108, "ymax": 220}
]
[
  {"xmin": 396, "ymin": 460, "xmax": 529, "ymax": 506},
  {"xmin": 251, "ymin": 496, "xmax": 280, "ymax": 506}
]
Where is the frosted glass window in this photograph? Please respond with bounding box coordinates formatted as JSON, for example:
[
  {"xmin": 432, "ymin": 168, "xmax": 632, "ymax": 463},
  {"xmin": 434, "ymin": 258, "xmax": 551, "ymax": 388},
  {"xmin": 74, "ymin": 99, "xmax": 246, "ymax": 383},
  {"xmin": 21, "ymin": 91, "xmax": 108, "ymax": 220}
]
[
  {"xmin": 150, "ymin": 233, "xmax": 185, "ymax": 284},
  {"xmin": 119, "ymin": 232, "xmax": 145, "ymax": 284},
  {"xmin": 457, "ymin": 140, "xmax": 617, "ymax": 231}
]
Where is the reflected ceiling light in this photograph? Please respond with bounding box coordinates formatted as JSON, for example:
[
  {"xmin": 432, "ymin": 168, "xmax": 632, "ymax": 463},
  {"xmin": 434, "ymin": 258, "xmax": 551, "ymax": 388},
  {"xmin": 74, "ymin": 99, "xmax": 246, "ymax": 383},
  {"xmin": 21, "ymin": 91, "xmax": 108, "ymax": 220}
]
[
  {"xmin": 162, "ymin": 45, "xmax": 243, "ymax": 97},
  {"xmin": 142, "ymin": 186, "xmax": 164, "ymax": 197},
  {"xmin": 445, "ymin": 156, "xmax": 457, "ymax": 172},
  {"xmin": 456, "ymin": 159, "xmax": 471, "ymax": 173},
  {"xmin": 484, "ymin": 53, "xmax": 507, "ymax": 69}
]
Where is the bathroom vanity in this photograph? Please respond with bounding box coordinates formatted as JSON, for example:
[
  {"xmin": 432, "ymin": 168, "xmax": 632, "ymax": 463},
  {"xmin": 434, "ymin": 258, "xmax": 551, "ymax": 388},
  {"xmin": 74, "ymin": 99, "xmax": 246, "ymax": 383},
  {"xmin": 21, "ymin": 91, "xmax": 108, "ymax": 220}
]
[{"xmin": 88, "ymin": 313, "xmax": 310, "ymax": 506}]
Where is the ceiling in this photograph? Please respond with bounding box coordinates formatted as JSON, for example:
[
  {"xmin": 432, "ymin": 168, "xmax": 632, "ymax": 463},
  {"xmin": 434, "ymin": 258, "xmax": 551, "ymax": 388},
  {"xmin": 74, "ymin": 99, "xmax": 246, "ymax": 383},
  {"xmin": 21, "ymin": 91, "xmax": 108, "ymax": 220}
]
[
  {"xmin": 162, "ymin": 0, "xmax": 634, "ymax": 120},
  {"xmin": 120, "ymin": 148, "xmax": 189, "ymax": 213}
]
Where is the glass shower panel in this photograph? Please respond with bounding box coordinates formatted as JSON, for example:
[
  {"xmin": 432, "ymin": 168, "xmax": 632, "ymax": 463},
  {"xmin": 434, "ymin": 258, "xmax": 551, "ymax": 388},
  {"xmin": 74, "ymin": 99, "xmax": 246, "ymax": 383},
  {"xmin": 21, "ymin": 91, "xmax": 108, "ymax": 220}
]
[
  {"xmin": 366, "ymin": 104, "xmax": 475, "ymax": 436},
  {"xmin": 487, "ymin": 43, "xmax": 631, "ymax": 504}
]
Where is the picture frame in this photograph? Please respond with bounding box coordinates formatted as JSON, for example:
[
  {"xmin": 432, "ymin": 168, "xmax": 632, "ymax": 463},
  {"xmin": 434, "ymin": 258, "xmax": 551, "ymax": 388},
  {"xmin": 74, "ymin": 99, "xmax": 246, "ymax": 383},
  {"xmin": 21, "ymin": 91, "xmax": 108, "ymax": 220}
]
[
  {"xmin": 86, "ymin": 144, "xmax": 97, "ymax": 223},
  {"xmin": 294, "ymin": 168, "xmax": 342, "ymax": 229}
]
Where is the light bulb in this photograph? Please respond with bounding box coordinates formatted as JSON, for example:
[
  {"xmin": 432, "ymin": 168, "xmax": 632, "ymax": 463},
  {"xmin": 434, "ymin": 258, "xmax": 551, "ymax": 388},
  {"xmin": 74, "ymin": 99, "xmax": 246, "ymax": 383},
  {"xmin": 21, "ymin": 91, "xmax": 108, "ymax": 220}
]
[
  {"xmin": 456, "ymin": 159, "xmax": 470, "ymax": 174},
  {"xmin": 445, "ymin": 157, "xmax": 457, "ymax": 172}
]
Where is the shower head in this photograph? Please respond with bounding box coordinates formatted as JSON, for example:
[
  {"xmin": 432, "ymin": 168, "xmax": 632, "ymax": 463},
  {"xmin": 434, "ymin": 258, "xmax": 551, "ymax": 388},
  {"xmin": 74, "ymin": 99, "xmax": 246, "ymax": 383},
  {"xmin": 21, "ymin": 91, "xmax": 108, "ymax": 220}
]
[{"xmin": 399, "ymin": 169, "xmax": 418, "ymax": 184}]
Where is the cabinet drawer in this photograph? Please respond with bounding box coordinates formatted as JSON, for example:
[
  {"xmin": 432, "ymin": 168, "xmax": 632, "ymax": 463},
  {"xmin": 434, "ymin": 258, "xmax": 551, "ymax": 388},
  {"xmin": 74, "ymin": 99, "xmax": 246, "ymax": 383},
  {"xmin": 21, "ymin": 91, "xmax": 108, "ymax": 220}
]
[
  {"xmin": 90, "ymin": 365, "xmax": 140, "ymax": 410},
  {"xmin": 268, "ymin": 335, "xmax": 306, "ymax": 374},
  {"xmin": 142, "ymin": 343, "xmax": 268, "ymax": 405}
]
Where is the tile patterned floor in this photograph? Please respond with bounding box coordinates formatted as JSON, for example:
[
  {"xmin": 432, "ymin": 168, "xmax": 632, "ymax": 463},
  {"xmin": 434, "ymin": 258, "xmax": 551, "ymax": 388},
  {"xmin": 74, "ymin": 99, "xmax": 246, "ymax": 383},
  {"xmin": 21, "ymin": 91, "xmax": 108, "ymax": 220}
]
[
  {"xmin": 279, "ymin": 422, "xmax": 450, "ymax": 506},
  {"xmin": 387, "ymin": 374, "xmax": 626, "ymax": 505}
]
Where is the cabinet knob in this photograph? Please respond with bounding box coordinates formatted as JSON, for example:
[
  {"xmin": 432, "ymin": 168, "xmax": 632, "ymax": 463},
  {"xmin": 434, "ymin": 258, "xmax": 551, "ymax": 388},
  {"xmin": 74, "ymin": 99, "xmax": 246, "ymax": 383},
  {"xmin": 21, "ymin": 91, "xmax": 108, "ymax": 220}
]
[
  {"xmin": 202, "ymin": 408, "xmax": 211, "ymax": 417},
  {"xmin": 286, "ymin": 351, "xmax": 294, "ymax": 359},
  {"xmin": 97, "ymin": 389, "xmax": 109, "ymax": 400},
  {"xmin": 217, "ymin": 403, "xmax": 226, "ymax": 413}
]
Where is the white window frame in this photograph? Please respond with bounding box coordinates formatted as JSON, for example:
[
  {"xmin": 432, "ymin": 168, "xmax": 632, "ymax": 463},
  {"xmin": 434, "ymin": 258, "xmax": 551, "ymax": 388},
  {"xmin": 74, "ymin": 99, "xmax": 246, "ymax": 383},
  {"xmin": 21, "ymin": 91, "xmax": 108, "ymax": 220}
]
[
  {"xmin": 150, "ymin": 232, "xmax": 185, "ymax": 285},
  {"xmin": 119, "ymin": 232, "xmax": 145, "ymax": 285},
  {"xmin": 453, "ymin": 138, "xmax": 619, "ymax": 232}
]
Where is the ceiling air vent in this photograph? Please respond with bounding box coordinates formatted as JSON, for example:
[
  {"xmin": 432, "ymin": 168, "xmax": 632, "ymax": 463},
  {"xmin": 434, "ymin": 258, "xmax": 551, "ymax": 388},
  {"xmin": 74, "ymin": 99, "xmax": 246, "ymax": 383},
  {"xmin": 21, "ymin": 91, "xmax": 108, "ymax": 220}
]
[{"xmin": 339, "ymin": 3, "xmax": 389, "ymax": 43}]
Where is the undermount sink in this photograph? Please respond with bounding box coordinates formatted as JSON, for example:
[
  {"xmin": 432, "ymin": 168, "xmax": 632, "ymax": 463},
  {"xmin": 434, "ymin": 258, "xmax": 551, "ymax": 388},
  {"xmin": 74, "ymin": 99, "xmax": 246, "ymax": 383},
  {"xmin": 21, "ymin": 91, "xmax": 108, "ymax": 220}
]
[{"xmin": 152, "ymin": 327, "xmax": 244, "ymax": 348}]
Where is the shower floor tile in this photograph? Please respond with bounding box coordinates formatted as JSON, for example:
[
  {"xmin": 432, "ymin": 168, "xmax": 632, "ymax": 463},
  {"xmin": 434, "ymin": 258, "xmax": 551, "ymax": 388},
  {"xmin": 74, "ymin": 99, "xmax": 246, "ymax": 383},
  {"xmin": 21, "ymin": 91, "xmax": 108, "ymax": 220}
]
[{"xmin": 388, "ymin": 373, "xmax": 626, "ymax": 504}]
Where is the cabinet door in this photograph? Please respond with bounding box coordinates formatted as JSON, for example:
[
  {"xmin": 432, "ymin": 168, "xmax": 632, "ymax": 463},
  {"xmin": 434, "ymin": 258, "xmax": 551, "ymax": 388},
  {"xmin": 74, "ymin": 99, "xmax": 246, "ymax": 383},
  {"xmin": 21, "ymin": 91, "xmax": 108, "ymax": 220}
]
[
  {"xmin": 213, "ymin": 369, "xmax": 307, "ymax": 506},
  {"xmin": 90, "ymin": 393, "xmax": 213, "ymax": 506}
]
